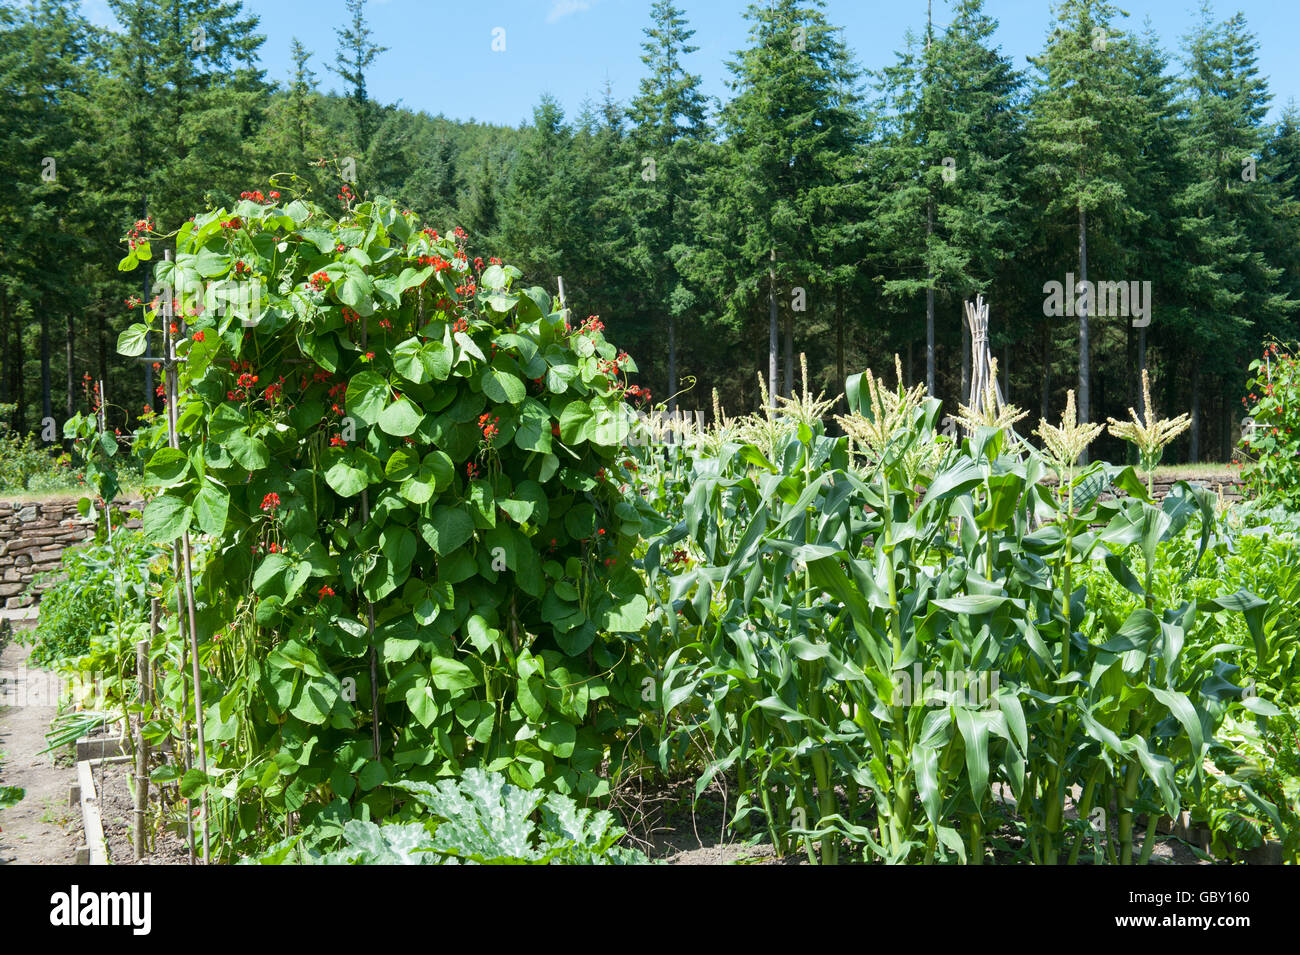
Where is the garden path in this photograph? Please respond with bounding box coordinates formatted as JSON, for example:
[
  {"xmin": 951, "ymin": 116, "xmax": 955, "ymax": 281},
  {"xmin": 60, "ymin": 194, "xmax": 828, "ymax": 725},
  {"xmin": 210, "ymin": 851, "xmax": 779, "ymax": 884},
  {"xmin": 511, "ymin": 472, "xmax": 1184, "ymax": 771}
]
[{"xmin": 0, "ymin": 619, "xmax": 83, "ymax": 865}]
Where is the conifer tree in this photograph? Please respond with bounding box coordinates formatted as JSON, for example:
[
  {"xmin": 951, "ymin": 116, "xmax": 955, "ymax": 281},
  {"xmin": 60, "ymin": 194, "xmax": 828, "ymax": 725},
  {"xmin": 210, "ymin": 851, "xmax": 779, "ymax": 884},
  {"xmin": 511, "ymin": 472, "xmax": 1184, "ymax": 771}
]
[
  {"xmin": 697, "ymin": 0, "xmax": 864, "ymax": 401},
  {"xmin": 332, "ymin": 0, "xmax": 387, "ymax": 155},
  {"xmin": 624, "ymin": 1, "xmax": 710, "ymax": 410},
  {"xmin": 1028, "ymin": 0, "xmax": 1143, "ymax": 429}
]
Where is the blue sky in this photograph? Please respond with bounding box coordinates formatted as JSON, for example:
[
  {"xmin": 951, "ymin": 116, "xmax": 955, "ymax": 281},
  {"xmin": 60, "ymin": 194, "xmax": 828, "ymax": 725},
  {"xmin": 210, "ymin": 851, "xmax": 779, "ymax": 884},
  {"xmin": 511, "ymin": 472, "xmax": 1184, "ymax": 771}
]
[{"xmin": 81, "ymin": 0, "xmax": 1300, "ymax": 127}]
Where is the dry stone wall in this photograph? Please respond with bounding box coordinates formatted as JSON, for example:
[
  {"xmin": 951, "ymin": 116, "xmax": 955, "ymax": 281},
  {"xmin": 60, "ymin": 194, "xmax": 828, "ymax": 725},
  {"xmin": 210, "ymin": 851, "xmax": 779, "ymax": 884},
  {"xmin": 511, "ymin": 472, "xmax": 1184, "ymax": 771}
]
[
  {"xmin": 1040, "ymin": 475, "xmax": 1248, "ymax": 503},
  {"xmin": 0, "ymin": 499, "xmax": 142, "ymax": 609}
]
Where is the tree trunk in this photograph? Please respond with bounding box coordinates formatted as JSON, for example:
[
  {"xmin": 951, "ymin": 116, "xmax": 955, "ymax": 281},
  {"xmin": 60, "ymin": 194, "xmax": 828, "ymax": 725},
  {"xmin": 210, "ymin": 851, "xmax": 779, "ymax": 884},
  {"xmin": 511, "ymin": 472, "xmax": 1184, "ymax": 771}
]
[
  {"xmin": 768, "ymin": 249, "xmax": 778, "ymax": 406},
  {"xmin": 961, "ymin": 307, "xmax": 971, "ymax": 405},
  {"xmin": 66, "ymin": 315, "xmax": 75, "ymax": 419},
  {"xmin": 12, "ymin": 300, "xmax": 25, "ymax": 433},
  {"xmin": 907, "ymin": 340, "xmax": 914, "ymax": 388},
  {"xmin": 1138, "ymin": 324, "xmax": 1147, "ymax": 381},
  {"xmin": 0, "ymin": 284, "xmax": 9, "ymax": 408},
  {"xmin": 835, "ymin": 286, "xmax": 844, "ymax": 398},
  {"xmin": 1078, "ymin": 205, "xmax": 1091, "ymax": 426},
  {"xmin": 40, "ymin": 303, "xmax": 52, "ymax": 425},
  {"xmin": 1189, "ymin": 364, "xmax": 1201, "ymax": 463},
  {"xmin": 1223, "ymin": 395, "xmax": 1233, "ymax": 462},
  {"xmin": 98, "ymin": 305, "xmax": 109, "ymax": 415},
  {"xmin": 783, "ymin": 313, "xmax": 793, "ymax": 400},
  {"xmin": 1040, "ymin": 320, "xmax": 1051, "ymax": 422},
  {"xmin": 926, "ymin": 201, "xmax": 936, "ymax": 397},
  {"xmin": 667, "ymin": 314, "xmax": 677, "ymax": 413},
  {"xmin": 1126, "ymin": 318, "xmax": 1136, "ymax": 425}
]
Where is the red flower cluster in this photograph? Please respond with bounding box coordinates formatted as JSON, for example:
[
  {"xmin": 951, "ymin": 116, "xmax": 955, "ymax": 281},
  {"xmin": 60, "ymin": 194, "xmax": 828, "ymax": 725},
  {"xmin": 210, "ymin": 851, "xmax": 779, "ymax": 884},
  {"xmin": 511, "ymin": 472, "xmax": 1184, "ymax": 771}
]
[
  {"xmin": 233, "ymin": 260, "xmax": 251, "ymax": 276},
  {"xmin": 261, "ymin": 492, "xmax": 280, "ymax": 514},
  {"xmin": 329, "ymin": 434, "xmax": 347, "ymax": 447},
  {"xmin": 126, "ymin": 216, "xmax": 154, "ymax": 250},
  {"xmin": 451, "ymin": 317, "xmax": 469, "ymax": 334},
  {"xmin": 318, "ymin": 585, "xmax": 335, "ymax": 599},
  {"xmin": 239, "ymin": 190, "xmax": 267, "ymax": 203},
  {"xmin": 416, "ymin": 254, "xmax": 451, "ymax": 272},
  {"xmin": 309, "ymin": 271, "xmax": 330, "ymax": 290},
  {"xmin": 124, "ymin": 296, "xmax": 141, "ymax": 309},
  {"xmin": 226, "ymin": 362, "xmax": 259, "ymax": 402},
  {"xmin": 263, "ymin": 378, "xmax": 284, "ymax": 402},
  {"xmin": 337, "ymin": 183, "xmax": 354, "ymax": 203},
  {"xmin": 192, "ymin": 331, "xmax": 205, "ymax": 342},
  {"xmin": 455, "ymin": 281, "xmax": 477, "ymax": 297},
  {"xmin": 342, "ymin": 306, "xmax": 359, "ymax": 324},
  {"xmin": 221, "ymin": 216, "xmax": 242, "ymax": 230},
  {"xmin": 597, "ymin": 351, "xmax": 631, "ymax": 378},
  {"xmin": 466, "ymin": 461, "xmax": 481, "ymax": 480},
  {"xmin": 473, "ymin": 256, "xmax": 484, "ymax": 271},
  {"xmin": 580, "ymin": 315, "xmax": 604, "ymax": 334},
  {"xmin": 625, "ymin": 384, "xmax": 651, "ymax": 405},
  {"xmin": 478, "ymin": 412, "xmax": 501, "ymax": 444},
  {"xmin": 378, "ymin": 317, "xmax": 393, "ymax": 330},
  {"xmin": 489, "ymin": 257, "xmax": 502, "ymax": 266}
]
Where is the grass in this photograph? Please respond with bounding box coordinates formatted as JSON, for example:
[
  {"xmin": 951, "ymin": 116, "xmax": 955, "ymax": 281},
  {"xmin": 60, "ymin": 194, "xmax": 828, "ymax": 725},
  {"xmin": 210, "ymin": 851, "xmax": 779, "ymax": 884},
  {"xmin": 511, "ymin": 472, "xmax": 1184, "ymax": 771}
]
[
  {"xmin": 39, "ymin": 796, "xmax": 75, "ymax": 828},
  {"xmin": 1150, "ymin": 463, "xmax": 1241, "ymax": 481},
  {"xmin": 0, "ymin": 482, "xmax": 144, "ymax": 505}
]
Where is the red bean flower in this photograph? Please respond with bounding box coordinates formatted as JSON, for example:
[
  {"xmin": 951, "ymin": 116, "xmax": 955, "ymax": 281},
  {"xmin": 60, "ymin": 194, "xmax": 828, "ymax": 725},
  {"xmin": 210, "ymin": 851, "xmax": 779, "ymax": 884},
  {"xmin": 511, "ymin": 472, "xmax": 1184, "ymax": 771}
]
[{"xmin": 261, "ymin": 492, "xmax": 281, "ymax": 514}]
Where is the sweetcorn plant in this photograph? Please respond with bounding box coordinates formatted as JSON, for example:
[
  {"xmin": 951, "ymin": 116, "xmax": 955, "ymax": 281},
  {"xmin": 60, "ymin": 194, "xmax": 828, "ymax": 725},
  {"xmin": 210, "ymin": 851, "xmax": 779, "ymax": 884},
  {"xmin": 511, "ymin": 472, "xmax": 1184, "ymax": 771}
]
[
  {"xmin": 643, "ymin": 368, "xmax": 1267, "ymax": 865},
  {"xmin": 1107, "ymin": 368, "xmax": 1192, "ymax": 496}
]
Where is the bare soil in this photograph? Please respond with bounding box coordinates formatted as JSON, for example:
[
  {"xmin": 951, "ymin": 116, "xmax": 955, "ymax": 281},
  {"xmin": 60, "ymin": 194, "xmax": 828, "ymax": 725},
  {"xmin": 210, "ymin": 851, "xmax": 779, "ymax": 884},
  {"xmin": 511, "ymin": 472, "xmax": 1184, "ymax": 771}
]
[
  {"xmin": 614, "ymin": 772, "xmax": 1213, "ymax": 865},
  {"xmin": 94, "ymin": 758, "xmax": 192, "ymax": 865},
  {"xmin": 612, "ymin": 773, "xmax": 799, "ymax": 865}
]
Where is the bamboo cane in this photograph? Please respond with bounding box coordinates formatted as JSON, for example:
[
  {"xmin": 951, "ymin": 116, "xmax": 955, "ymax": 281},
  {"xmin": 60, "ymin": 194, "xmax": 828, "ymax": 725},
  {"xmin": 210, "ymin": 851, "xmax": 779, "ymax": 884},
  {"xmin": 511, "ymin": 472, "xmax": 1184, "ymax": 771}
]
[
  {"xmin": 161, "ymin": 251, "xmax": 210, "ymax": 863},
  {"xmin": 359, "ymin": 317, "xmax": 382, "ymax": 761},
  {"xmin": 133, "ymin": 626, "xmax": 152, "ymax": 861}
]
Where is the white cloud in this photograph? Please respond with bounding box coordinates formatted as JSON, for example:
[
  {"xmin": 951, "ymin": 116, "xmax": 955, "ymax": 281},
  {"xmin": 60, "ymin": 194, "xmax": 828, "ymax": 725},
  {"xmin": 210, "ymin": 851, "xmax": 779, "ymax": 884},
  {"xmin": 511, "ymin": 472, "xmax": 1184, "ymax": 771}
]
[{"xmin": 547, "ymin": 0, "xmax": 594, "ymax": 24}]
